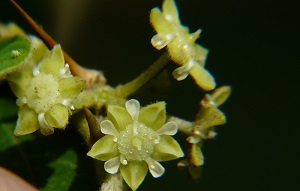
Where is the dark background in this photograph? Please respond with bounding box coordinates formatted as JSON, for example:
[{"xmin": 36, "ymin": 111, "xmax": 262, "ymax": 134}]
[{"xmin": 1, "ymin": 0, "xmax": 299, "ymax": 190}]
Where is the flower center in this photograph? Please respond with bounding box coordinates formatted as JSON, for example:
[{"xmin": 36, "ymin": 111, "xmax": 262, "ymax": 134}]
[
  {"xmin": 117, "ymin": 121, "xmax": 159, "ymax": 162},
  {"xmin": 25, "ymin": 73, "xmax": 59, "ymax": 113}
]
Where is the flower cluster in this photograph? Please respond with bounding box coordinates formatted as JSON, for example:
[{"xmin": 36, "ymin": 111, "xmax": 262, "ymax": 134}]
[
  {"xmin": 150, "ymin": 0, "xmax": 216, "ymax": 91},
  {"xmin": 177, "ymin": 86, "xmax": 231, "ymax": 179},
  {"xmin": 10, "ymin": 45, "xmax": 85, "ymax": 136},
  {"xmin": 87, "ymin": 99, "xmax": 184, "ymax": 190}
]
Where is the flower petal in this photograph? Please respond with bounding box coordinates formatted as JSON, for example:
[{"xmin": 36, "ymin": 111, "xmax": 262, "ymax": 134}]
[
  {"xmin": 190, "ymin": 144, "xmax": 204, "ymax": 166},
  {"xmin": 194, "ymin": 106, "xmax": 226, "ymax": 131},
  {"xmin": 120, "ymin": 161, "xmax": 148, "ymax": 191},
  {"xmin": 14, "ymin": 105, "xmax": 39, "ymax": 136},
  {"xmin": 45, "ymin": 104, "xmax": 69, "ymax": 129},
  {"xmin": 189, "ymin": 63, "xmax": 216, "ymax": 91},
  {"xmin": 100, "ymin": 120, "xmax": 119, "ymax": 136},
  {"xmin": 87, "ymin": 135, "xmax": 119, "ymax": 161},
  {"xmin": 125, "ymin": 99, "xmax": 140, "ymax": 121},
  {"xmin": 152, "ymin": 135, "xmax": 184, "ymax": 161},
  {"xmin": 151, "ymin": 33, "xmax": 174, "ymax": 50},
  {"xmin": 146, "ymin": 158, "xmax": 165, "ymax": 178},
  {"xmin": 150, "ymin": 8, "xmax": 173, "ymax": 34},
  {"xmin": 172, "ymin": 59, "xmax": 195, "ymax": 81},
  {"xmin": 104, "ymin": 156, "xmax": 121, "ymax": 174},
  {"xmin": 38, "ymin": 113, "xmax": 54, "ymax": 135},
  {"xmin": 38, "ymin": 45, "xmax": 64, "ymax": 75},
  {"xmin": 211, "ymin": 86, "xmax": 231, "ymax": 107},
  {"xmin": 162, "ymin": 0, "xmax": 180, "ymax": 24},
  {"xmin": 172, "ymin": 69, "xmax": 189, "ymax": 81},
  {"xmin": 58, "ymin": 77, "xmax": 85, "ymax": 98},
  {"xmin": 139, "ymin": 102, "xmax": 166, "ymax": 131},
  {"xmin": 156, "ymin": 121, "xmax": 178, "ymax": 135}
]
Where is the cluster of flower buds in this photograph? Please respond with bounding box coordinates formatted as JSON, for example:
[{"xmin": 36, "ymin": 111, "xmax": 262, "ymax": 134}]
[
  {"xmin": 150, "ymin": 0, "xmax": 216, "ymax": 91},
  {"xmin": 9, "ymin": 45, "xmax": 85, "ymax": 136}
]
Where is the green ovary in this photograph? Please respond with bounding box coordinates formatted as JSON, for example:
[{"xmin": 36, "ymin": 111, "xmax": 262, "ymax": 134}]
[
  {"xmin": 118, "ymin": 122, "xmax": 159, "ymax": 161},
  {"xmin": 25, "ymin": 74, "xmax": 60, "ymax": 113}
]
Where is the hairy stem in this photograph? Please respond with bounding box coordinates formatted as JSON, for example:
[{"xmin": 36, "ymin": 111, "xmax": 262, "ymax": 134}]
[
  {"xmin": 100, "ymin": 174, "xmax": 124, "ymax": 191},
  {"xmin": 116, "ymin": 52, "xmax": 170, "ymax": 98}
]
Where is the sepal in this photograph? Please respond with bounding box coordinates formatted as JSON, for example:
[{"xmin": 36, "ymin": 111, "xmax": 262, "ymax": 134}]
[
  {"xmin": 120, "ymin": 161, "xmax": 148, "ymax": 191},
  {"xmin": 14, "ymin": 105, "xmax": 39, "ymax": 136},
  {"xmin": 139, "ymin": 102, "xmax": 166, "ymax": 130},
  {"xmin": 87, "ymin": 135, "xmax": 119, "ymax": 161},
  {"xmin": 152, "ymin": 135, "xmax": 184, "ymax": 161}
]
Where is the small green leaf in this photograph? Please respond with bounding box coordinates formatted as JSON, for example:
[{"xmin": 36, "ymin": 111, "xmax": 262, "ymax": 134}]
[
  {"xmin": 41, "ymin": 149, "xmax": 77, "ymax": 191},
  {"xmin": 0, "ymin": 36, "xmax": 31, "ymax": 81},
  {"xmin": 7, "ymin": 36, "xmax": 50, "ymax": 98},
  {"xmin": 0, "ymin": 121, "xmax": 98, "ymax": 191}
]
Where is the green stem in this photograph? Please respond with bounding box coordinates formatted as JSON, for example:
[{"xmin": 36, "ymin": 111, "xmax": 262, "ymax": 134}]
[{"xmin": 116, "ymin": 52, "xmax": 170, "ymax": 98}]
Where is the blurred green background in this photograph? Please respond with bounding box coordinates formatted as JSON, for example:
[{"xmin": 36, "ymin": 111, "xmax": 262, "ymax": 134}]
[{"xmin": 0, "ymin": 0, "xmax": 298, "ymax": 190}]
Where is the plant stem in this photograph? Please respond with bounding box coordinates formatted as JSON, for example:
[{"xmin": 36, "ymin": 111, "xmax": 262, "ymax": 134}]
[{"xmin": 116, "ymin": 52, "xmax": 170, "ymax": 98}]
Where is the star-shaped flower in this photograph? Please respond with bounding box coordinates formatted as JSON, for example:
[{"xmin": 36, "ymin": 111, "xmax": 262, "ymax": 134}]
[
  {"xmin": 150, "ymin": 0, "xmax": 216, "ymax": 90},
  {"xmin": 10, "ymin": 44, "xmax": 85, "ymax": 136},
  {"xmin": 87, "ymin": 99, "xmax": 184, "ymax": 191}
]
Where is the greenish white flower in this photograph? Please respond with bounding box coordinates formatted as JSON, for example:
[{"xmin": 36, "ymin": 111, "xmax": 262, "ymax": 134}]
[
  {"xmin": 87, "ymin": 99, "xmax": 184, "ymax": 191},
  {"xmin": 180, "ymin": 86, "xmax": 230, "ymax": 175},
  {"xmin": 150, "ymin": 0, "xmax": 216, "ymax": 90},
  {"xmin": 13, "ymin": 44, "xmax": 85, "ymax": 136}
]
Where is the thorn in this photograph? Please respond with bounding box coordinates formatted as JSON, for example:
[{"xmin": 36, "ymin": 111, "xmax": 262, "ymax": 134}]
[{"xmin": 83, "ymin": 106, "xmax": 103, "ymax": 146}]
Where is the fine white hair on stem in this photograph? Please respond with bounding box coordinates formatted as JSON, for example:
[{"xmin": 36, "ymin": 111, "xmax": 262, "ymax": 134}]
[{"xmin": 100, "ymin": 174, "xmax": 124, "ymax": 191}]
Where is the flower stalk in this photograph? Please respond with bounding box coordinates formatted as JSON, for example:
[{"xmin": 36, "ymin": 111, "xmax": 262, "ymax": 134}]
[{"xmin": 115, "ymin": 52, "xmax": 169, "ymax": 98}]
